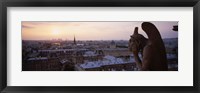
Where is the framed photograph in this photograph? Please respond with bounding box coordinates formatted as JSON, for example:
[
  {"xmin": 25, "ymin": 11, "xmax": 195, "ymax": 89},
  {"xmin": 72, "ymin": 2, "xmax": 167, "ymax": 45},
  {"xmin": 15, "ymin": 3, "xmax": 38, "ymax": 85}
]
[{"xmin": 0, "ymin": 0, "xmax": 199, "ymax": 93}]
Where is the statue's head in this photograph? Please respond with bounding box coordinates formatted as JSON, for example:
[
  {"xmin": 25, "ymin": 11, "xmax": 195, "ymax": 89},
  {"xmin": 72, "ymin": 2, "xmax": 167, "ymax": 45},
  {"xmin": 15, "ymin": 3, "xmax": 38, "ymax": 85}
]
[{"xmin": 129, "ymin": 27, "xmax": 147, "ymax": 53}]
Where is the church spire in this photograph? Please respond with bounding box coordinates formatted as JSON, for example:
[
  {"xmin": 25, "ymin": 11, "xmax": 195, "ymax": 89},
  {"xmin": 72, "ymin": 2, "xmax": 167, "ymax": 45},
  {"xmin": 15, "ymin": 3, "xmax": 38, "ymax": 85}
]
[{"xmin": 74, "ymin": 35, "xmax": 76, "ymax": 45}]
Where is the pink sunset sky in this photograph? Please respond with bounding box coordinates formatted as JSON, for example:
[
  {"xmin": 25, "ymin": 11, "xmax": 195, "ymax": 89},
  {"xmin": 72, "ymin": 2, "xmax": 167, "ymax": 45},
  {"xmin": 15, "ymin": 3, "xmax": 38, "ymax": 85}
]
[{"xmin": 22, "ymin": 21, "xmax": 178, "ymax": 40}]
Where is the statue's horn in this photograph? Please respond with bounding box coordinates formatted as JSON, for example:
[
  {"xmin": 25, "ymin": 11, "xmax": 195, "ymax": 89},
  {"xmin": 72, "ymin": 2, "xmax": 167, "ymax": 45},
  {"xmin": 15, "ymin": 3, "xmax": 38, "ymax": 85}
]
[{"xmin": 133, "ymin": 27, "xmax": 138, "ymax": 35}]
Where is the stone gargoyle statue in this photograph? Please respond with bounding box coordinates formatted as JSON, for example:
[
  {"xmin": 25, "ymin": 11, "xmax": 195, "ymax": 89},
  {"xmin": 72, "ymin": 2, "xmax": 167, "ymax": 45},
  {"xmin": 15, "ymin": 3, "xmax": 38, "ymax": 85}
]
[{"xmin": 129, "ymin": 22, "xmax": 168, "ymax": 71}]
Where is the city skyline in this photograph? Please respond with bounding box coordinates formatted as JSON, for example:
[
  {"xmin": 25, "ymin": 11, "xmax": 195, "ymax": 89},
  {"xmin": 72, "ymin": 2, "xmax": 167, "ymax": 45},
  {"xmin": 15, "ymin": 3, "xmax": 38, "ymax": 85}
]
[{"xmin": 22, "ymin": 21, "xmax": 178, "ymax": 40}]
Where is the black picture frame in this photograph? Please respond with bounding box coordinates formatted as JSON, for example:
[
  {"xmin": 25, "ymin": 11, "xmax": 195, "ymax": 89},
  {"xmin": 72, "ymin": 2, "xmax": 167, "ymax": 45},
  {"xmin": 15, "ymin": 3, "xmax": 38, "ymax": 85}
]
[{"xmin": 0, "ymin": 0, "xmax": 199, "ymax": 93}]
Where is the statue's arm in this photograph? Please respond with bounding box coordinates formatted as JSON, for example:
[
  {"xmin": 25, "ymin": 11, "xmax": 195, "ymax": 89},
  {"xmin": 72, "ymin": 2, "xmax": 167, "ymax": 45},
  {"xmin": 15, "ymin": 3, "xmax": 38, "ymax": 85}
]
[
  {"xmin": 141, "ymin": 45, "xmax": 152, "ymax": 71},
  {"xmin": 133, "ymin": 50, "xmax": 142, "ymax": 70}
]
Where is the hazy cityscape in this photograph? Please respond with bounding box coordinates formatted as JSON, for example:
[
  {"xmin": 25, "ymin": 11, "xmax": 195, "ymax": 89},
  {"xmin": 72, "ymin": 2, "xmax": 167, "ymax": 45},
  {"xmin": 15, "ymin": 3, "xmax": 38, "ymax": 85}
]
[
  {"xmin": 22, "ymin": 38, "xmax": 178, "ymax": 71},
  {"xmin": 22, "ymin": 22, "xmax": 178, "ymax": 71}
]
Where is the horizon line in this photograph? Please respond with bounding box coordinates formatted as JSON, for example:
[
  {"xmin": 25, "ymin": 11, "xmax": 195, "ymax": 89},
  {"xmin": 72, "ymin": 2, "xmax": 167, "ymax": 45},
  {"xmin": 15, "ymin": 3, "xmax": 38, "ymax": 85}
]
[{"xmin": 22, "ymin": 37, "xmax": 178, "ymax": 41}]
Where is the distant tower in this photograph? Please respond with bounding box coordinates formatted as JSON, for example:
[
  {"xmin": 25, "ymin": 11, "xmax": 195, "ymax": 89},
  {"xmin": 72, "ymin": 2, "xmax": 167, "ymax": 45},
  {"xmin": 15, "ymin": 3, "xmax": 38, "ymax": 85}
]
[{"xmin": 74, "ymin": 35, "xmax": 77, "ymax": 45}]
